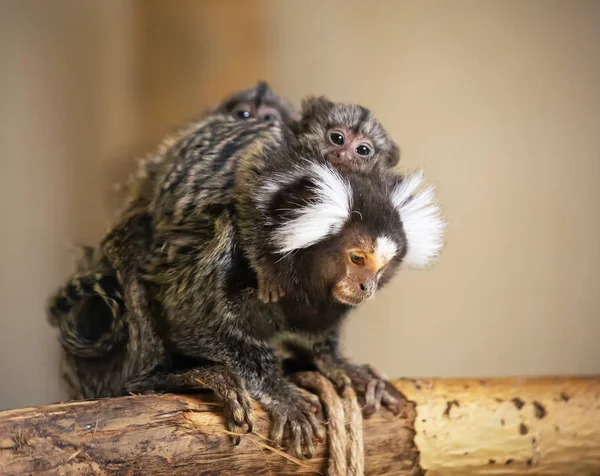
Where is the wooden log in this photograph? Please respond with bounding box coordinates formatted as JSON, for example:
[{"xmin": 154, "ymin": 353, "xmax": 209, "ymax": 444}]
[
  {"xmin": 0, "ymin": 377, "xmax": 598, "ymax": 475},
  {"xmin": 399, "ymin": 376, "xmax": 600, "ymax": 475}
]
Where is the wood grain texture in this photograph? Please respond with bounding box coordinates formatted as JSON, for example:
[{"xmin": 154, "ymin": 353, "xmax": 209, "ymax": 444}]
[
  {"xmin": 1, "ymin": 377, "xmax": 599, "ymax": 475},
  {"xmin": 0, "ymin": 384, "xmax": 419, "ymax": 475},
  {"xmin": 396, "ymin": 377, "xmax": 600, "ymax": 475}
]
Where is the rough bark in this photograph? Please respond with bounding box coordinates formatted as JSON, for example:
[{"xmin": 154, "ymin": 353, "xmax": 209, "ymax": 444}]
[{"xmin": 0, "ymin": 377, "xmax": 598, "ymax": 475}]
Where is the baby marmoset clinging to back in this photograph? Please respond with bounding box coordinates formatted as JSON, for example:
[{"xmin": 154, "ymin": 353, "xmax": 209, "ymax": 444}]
[
  {"xmin": 292, "ymin": 95, "xmax": 400, "ymax": 172},
  {"xmin": 216, "ymin": 80, "xmax": 299, "ymax": 125},
  {"xmin": 47, "ymin": 81, "xmax": 297, "ymax": 357},
  {"xmin": 215, "ymin": 83, "xmax": 402, "ymax": 177}
]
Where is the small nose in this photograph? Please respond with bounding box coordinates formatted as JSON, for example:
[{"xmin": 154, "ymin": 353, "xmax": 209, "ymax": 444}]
[
  {"xmin": 337, "ymin": 150, "xmax": 347, "ymax": 159},
  {"xmin": 359, "ymin": 281, "xmax": 376, "ymax": 298}
]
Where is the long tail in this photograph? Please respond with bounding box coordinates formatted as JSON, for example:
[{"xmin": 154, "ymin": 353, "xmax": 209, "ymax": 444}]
[{"xmin": 47, "ymin": 273, "xmax": 127, "ymax": 358}]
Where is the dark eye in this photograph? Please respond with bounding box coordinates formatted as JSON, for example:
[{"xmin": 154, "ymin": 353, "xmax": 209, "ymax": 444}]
[
  {"xmin": 232, "ymin": 104, "xmax": 252, "ymax": 119},
  {"xmin": 330, "ymin": 132, "xmax": 344, "ymax": 146},
  {"xmin": 356, "ymin": 144, "xmax": 372, "ymax": 157},
  {"xmin": 263, "ymin": 114, "xmax": 275, "ymax": 121},
  {"xmin": 350, "ymin": 254, "xmax": 365, "ymax": 266}
]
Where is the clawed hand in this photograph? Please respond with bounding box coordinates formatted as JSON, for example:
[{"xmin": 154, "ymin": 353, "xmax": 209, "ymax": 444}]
[{"xmin": 315, "ymin": 359, "xmax": 406, "ymax": 418}]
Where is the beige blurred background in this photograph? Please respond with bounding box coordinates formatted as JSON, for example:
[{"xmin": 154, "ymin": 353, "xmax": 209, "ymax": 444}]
[{"xmin": 1, "ymin": 0, "xmax": 598, "ymax": 411}]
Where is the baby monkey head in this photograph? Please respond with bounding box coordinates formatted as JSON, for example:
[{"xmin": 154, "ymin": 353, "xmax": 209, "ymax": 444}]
[
  {"xmin": 293, "ymin": 96, "xmax": 401, "ymax": 173},
  {"xmin": 261, "ymin": 164, "xmax": 445, "ymax": 307},
  {"xmin": 217, "ymin": 81, "xmax": 299, "ymax": 125}
]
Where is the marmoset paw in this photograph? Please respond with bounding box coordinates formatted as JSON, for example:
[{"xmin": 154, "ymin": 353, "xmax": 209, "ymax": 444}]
[
  {"xmin": 221, "ymin": 384, "xmax": 255, "ymax": 445},
  {"xmin": 266, "ymin": 387, "xmax": 324, "ymax": 458},
  {"xmin": 345, "ymin": 363, "xmax": 406, "ymax": 418},
  {"xmin": 204, "ymin": 369, "xmax": 255, "ymax": 445},
  {"xmin": 316, "ymin": 359, "xmax": 406, "ymax": 418},
  {"xmin": 257, "ymin": 276, "xmax": 285, "ymax": 303}
]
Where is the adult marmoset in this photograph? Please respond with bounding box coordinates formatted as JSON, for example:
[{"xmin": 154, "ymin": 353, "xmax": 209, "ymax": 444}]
[
  {"xmin": 109, "ymin": 112, "xmax": 445, "ymax": 456},
  {"xmin": 47, "ymin": 101, "xmax": 433, "ymax": 457}
]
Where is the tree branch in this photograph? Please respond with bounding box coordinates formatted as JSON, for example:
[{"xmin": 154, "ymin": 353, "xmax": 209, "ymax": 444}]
[{"xmin": 1, "ymin": 376, "xmax": 598, "ymax": 475}]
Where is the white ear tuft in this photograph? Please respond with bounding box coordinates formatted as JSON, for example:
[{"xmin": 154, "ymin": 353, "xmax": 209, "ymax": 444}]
[
  {"xmin": 391, "ymin": 169, "xmax": 424, "ymax": 209},
  {"xmin": 392, "ymin": 170, "xmax": 446, "ymax": 268},
  {"xmin": 274, "ymin": 163, "xmax": 352, "ymax": 254}
]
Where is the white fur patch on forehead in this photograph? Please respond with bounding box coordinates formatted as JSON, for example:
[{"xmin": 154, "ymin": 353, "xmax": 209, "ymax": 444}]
[
  {"xmin": 375, "ymin": 236, "xmax": 398, "ymax": 263},
  {"xmin": 274, "ymin": 163, "xmax": 352, "ymax": 254},
  {"xmin": 391, "ymin": 169, "xmax": 446, "ymax": 268}
]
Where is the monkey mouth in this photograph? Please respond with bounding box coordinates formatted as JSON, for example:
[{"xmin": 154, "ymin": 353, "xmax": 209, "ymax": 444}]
[
  {"xmin": 333, "ymin": 291, "xmax": 365, "ymax": 306},
  {"xmin": 328, "ymin": 158, "xmax": 356, "ymax": 172}
]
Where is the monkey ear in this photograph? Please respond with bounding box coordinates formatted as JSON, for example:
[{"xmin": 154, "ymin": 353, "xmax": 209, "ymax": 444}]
[
  {"xmin": 299, "ymin": 96, "xmax": 335, "ymax": 121},
  {"xmin": 385, "ymin": 143, "xmax": 401, "ymax": 169},
  {"xmin": 254, "ymin": 80, "xmax": 271, "ymax": 100},
  {"xmin": 390, "ymin": 170, "xmax": 446, "ymax": 268},
  {"xmin": 264, "ymin": 162, "xmax": 352, "ymax": 254}
]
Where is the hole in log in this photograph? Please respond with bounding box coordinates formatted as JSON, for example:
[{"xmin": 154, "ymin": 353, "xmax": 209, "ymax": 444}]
[
  {"xmin": 519, "ymin": 423, "xmax": 529, "ymax": 435},
  {"xmin": 533, "ymin": 401, "xmax": 547, "ymax": 419},
  {"xmin": 512, "ymin": 397, "xmax": 525, "ymax": 410}
]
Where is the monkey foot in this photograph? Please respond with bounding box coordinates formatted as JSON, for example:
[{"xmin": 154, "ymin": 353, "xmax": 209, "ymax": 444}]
[
  {"xmin": 221, "ymin": 385, "xmax": 255, "ymax": 445},
  {"xmin": 257, "ymin": 276, "xmax": 285, "ymax": 303},
  {"xmin": 316, "ymin": 360, "xmax": 406, "ymax": 418},
  {"xmin": 193, "ymin": 366, "xmax": 255, "ymax": 445},
  {"xmin": 263, "ymin": 384, "xmax": 324, "ymax": 458}
]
